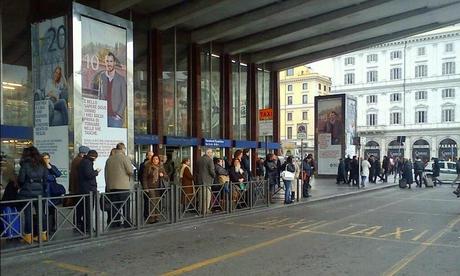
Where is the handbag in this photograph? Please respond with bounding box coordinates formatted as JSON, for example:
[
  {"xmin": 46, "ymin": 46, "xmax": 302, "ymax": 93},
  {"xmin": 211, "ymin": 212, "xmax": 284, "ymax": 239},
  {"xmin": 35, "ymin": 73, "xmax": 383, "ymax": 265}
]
[{"xmin": 281, "ymin": 170, "xmax": 295, "ymax": 181}]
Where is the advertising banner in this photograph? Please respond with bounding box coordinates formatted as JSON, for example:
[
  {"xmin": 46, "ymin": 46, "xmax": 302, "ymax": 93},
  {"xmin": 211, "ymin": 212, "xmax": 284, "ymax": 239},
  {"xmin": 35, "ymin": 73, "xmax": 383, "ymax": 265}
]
[
  {"xmin": 81, "ymin": 16, "xmax": 128, "ymax": 191},
  {"xmin": 345, "ymin": 96, "xmax": 357, "ymax": 157},
  {"xmin": 32, "ymin": 16, "xmax": 69, "ymax": 189},
  {"xmin": 315, "ymin": 96, "xmax": 344, "ymax": 175}
]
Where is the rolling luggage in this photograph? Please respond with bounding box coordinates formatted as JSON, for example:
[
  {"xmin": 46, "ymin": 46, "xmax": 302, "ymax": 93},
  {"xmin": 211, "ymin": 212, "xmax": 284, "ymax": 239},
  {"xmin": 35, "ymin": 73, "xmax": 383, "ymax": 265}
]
[
  {"xmin": 399, "ymin": 178, "xmax": 407, "ymax": 188},
  {"xmin": 1, "ymin": 207, "xmax": 22, "ymax": 238},
  {"xmin": 424, "ymin": 175, "xmax": 434, "ymax": 188}
]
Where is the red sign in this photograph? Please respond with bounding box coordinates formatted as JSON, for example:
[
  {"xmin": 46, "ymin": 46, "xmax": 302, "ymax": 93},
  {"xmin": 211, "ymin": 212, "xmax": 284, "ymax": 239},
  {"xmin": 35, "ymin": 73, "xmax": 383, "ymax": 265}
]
[{"xmin": 259, "ymin": 108, "xmax": 273, "ymax": 121}]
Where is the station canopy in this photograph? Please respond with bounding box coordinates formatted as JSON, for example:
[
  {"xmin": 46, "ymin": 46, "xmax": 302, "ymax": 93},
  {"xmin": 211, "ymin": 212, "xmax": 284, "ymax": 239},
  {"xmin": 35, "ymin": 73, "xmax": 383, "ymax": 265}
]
[{"xmin": 101, "ymin": 0, "xmax": 460, "ymax": 70}]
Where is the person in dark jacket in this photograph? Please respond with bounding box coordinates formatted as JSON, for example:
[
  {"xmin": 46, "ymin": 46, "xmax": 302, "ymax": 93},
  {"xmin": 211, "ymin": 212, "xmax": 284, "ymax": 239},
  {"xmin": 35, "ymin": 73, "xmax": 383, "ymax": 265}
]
[
  {"xmin": 402, "ymin": 158, "xmax": 414, "ymax": 188},
  {"xmin": 336, "ymin": 158, "xmax": 347, "ymax": 184},
  {"xmin": 413, "ymin": 156, "xmax": 424, "ymax": 187},
  {"xmin": 264, "ymin": 154, "xmax": 278, "ymax": 203},
  {"xmin": 229, "ymin": 158, "xmax": 248, "ymax": 208},
  {"xmin": 374, "ymin": 159, "xmax": 382, "ymax": 182},
  {"xmin": 281, "ymin": 156, "xmax": 296, "ymax": 204},
  {"xmin": 453, "ymin": 157, "xmax": 460, "ymax": 197},
  {"xmin": 138, "ymin": 151, "xmax": 153, "ymax": 219},
  {"xmin": 344, "ymin": 155, "xmax": 351, "ymax": 184},
  {"xmin": 78, "ymin": 150, "xmax": 100, "ymax": 232},
  {"xmin": 302, "ymin": 155, "xmax": 313, "ymax": 197},
  {"xmin": 17, "ymin": 146, "xmax": 48, "ymax": 244},
  {"xmin": 42, "ymin": 152, "xmax": 65, "ymax": 233},
  {"xmin": 382, "ymin": 156, "xmax": 390, "ymax": 182},
  {"xmin": 368, "ymin": 156, "xmax": 375, "ymax": 183},
  {"xmin": 241, "ymin": 149, "xmax": 251, "ymax": 180},
  {"xmin": 256, "ymin": 157, "xmax": 265, "ymax": 179},
  {"xmin": 349, "ymin": 156, "xmax": 359, "ymax": 186},
  {"xmin": 432, "ymin": 158, "xmax": 441, "ymax": 186}
]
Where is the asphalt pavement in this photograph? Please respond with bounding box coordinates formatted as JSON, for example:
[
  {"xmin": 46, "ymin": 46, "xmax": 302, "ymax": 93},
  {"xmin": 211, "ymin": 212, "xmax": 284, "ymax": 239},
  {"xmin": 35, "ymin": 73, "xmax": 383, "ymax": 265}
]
[{"xmin": 2, "ymin": 185, "xmax": 459, "ymax": 276}]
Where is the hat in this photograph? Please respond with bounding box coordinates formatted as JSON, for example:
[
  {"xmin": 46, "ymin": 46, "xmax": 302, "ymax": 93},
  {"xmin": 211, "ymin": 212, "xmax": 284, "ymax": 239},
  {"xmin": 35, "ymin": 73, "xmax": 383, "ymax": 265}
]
[{"xmin": 79, "ymin": 146, "xmax": 90, "ymax": 154}]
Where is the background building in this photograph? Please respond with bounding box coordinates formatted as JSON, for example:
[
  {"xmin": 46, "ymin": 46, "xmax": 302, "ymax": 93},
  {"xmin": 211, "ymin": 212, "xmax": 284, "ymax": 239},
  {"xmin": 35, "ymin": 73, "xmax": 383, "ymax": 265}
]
[
  {"xmin": 280, "ymin": 66, "xmax": 331, "ymax": 156},
  {"xmin": 332, "ymin": 26, "xmax": 460, "ymax": 161}
]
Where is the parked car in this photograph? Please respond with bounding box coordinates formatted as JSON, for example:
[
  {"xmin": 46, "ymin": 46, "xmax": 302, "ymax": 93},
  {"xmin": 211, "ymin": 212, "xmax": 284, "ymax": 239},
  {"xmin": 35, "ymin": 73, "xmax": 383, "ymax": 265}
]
[{"xmin": 424, "ymin": 161, "xmax": 458, "ymax": 183}]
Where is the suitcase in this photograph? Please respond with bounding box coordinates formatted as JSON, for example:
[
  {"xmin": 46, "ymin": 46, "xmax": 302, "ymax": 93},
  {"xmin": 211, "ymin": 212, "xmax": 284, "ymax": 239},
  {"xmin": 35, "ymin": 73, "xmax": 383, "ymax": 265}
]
[
  {"xmin": 399, "ymin": 178, "xmax": 407, "ymax": 188},
  {"xmin": 424, "ymin": 176, "xmax": 434, "ymax": 188},
  {"xmin": 1, "ymin": 207, "xmax": 22, "ymax": 238}
]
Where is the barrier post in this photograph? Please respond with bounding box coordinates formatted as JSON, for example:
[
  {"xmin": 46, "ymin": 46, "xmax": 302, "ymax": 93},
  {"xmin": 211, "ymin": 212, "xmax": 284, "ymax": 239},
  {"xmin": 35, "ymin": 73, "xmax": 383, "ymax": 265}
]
[
  {"xmin": 137, "ymin": 186, "xmax": 142, "ymax": 230},
  {"xmin": 37, "ymin": 196, "xmax": 43, "ymax": 247}
]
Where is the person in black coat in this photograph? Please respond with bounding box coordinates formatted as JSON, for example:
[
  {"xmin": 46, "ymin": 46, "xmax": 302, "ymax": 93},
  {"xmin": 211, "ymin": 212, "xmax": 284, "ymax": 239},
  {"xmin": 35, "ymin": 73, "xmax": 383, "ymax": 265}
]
[
  {"xmin": 344, "ymin": 155, "xmax": 351, "ymax": 184},
  {"xmin": 402, "ymin": 158, "xmax": 414, "ymax": 188},
  {"xmin": 264, "ymin": 154, "xmax": 278, "ymax": 202},
  {"xmin": 349, "ymin": 156, "xmax": 359, "ymax": 186},
  {"xmin": 336, "ymin": 158, "xmax": 347, "ymax": 184},
  {"xmin": 413, "ymin": 156, "xmax": 424, "ymax": 187},
  {"xmin": 241, "ymin": 149, "xmax": 251, "ymax": 180},
  {"xmin": 368, "ymin": 156, "xmax": 375, "ymax": 183},
  {"xmin": 78, "ymin": 150, "xmax": 99, "ymax": 232},
  {"xmin": 432, "ymin": 158, "xmax": 441, "ymax": 186},
  {"xmin": 382, "ymin": 156, "xmax": 390, "ymax": 182},
  {"xmin": 17, "ymin": 146, "xmax": 48, "ymax": 243}
]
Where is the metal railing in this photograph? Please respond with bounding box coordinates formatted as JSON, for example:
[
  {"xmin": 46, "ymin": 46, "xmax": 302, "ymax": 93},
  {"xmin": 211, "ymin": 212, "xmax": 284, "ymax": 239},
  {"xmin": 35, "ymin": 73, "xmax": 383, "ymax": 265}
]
[{"xmin": 0, "ymin": 180, "xmax": 270, "ymax": 254}]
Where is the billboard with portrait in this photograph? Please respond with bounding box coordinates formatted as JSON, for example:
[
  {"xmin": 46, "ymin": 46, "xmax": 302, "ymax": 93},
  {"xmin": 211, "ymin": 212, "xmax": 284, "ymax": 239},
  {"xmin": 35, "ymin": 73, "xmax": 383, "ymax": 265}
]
[
  {"xmin": 315, "ymin": 95, "xmax": 344, "ymax": 175},
  {"xmin": 32, "ymin": 16, "xmax": 70, "ymax": 189},
  {"xmin": 74, "ymin": 8, "xmax": 132, "ymax": 191}
]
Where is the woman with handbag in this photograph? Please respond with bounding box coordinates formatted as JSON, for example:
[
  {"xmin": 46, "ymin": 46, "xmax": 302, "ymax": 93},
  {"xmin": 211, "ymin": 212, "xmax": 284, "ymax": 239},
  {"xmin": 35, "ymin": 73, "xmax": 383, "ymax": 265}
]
[
  {"xmin": 179, "ymin": 158, "xmax": 195, "ymax": 210},
  {"xmin": 281, "ymin": 156, "xmax": 296, "ymax": 204},
  {"xmin": 143, "ymin": 155, "xmax": 168, "ymax": 223}
]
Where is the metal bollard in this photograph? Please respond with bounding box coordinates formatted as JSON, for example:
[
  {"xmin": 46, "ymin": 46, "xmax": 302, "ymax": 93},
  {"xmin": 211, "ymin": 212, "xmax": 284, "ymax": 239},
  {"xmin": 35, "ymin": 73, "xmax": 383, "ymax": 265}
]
[
  {"xmin": 249, "ymin": 181, "xmax": 253, "ymax": 209},
  {"xmin": 90, "ymin": 192, "xmax": 95, "ymax": 238},
  {"xmin": 37, "ymin": 196, "xmax": 43, "ymax": 246},
  {"xmin": 229, "ymin": 183, "xmax": 233, "ymax": 213},
  {"xmin": 136, "ymin": 186, "xmax": 142, "ymax": 230}
]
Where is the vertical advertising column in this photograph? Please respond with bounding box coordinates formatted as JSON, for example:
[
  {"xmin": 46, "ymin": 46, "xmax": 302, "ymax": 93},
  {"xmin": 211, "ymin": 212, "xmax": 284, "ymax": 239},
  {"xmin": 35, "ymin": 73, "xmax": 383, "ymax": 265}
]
[
  {"xmin": 315, "ymin": 95, "xmax": 344, "ymax": 176},
  {"xmin": 32, "ymin": 16, "xmax": 70, "ymax": 189},
  {"xmin": 345, "ymin": 96, "xmax": 357, "ymax": 157},
  {"xmin": 73, "ymin": 3, "xmax": 133, "ymax": 192}
]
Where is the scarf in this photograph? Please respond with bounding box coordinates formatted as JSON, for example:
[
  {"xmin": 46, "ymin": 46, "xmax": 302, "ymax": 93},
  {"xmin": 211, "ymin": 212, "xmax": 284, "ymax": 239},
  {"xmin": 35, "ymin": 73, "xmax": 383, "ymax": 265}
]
[{"xmin": 180, "ymin": 164, "xmax": 191, "ymax": 178}]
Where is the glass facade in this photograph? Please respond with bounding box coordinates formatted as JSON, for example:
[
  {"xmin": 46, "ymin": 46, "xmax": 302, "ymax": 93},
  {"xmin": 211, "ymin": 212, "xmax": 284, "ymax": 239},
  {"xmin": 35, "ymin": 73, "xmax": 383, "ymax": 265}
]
[
  {"xmin": 162, "ymin": 28, "xmax": 189, "ymax": 136},
  {"xmin": 232, "ymin": 61, "xmax": 248, "ymax": 140},
  {"xmin": 134, "ymin": 28, "xmax": 148, "ymax": 134},
  {"xmin": 200, "ymin": 50, "xmax": 221, "ymax": 138}
]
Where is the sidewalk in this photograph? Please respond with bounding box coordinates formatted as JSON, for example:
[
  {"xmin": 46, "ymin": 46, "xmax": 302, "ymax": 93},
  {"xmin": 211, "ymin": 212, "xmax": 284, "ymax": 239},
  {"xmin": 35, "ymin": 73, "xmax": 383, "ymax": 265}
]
[{"xmin": 272, "ymin": 176, "xmax": 397, "ymax": 205}]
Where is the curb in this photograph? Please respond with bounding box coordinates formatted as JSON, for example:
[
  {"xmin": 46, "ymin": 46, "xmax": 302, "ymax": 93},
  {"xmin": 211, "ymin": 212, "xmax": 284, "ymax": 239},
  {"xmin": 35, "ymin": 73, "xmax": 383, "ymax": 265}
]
[{"xmin": 1, "ymin": 183, "xmax": 396, "ymax": 263}]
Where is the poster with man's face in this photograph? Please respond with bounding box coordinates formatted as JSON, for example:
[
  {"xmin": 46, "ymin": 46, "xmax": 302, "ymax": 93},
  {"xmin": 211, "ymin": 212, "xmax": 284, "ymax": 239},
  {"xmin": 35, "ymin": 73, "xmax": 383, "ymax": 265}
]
[
  {"xmin": 80, "ymin": 16, "xmax": 128, "ymax": 191},
  {"xmin": 316, "ymin": 96, "xmax": 344, "ymax": 175}
]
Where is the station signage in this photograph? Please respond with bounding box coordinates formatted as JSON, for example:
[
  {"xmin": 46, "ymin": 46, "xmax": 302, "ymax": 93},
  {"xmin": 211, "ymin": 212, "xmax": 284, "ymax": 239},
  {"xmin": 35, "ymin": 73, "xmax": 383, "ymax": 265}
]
[{"xmin": 202, "ymin": 138, "xmax": 232, "ymax": 148}]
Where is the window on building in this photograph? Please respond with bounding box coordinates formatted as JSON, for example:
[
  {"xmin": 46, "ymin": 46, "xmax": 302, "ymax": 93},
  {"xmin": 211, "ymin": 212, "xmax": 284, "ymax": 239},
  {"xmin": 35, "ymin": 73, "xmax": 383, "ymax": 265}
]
[
  {"xmin": 417, "ymin": 47, "xmax": 426, "ymax": 56},
  {"xmin": 390, "ymin": 67, "xmax": 402, "ymax": 80},
  {"xmin": 442, "ymin": 61, "xmax": 455, "ymax": 75},
  {"xmin": 287, "ymin": 112, "xmax": 292, "ymax": 121},
  {"xmin": 442, "ymin": 88, "xmax": 455, "ymax": 98},
  {"xmin": 390, "ymin": 112, "xmax": 401, "ymax": 125},
  {"xmin": 367, "ymin": 70, "xmax": 378, "ymax": 83},
  {"xmin": 232, "ymin": 61, "xmax": 248, "ymax": 139},
  {"xmin": 302, "ymin": 95, "xmax": 308, "ymax": 104},
  {"xmin": 445, "ymin": 43, "xmax": 453, "ymax": 52},
  {"xmin": 390, "ymin": 93, "xmax": 401, "ymax": 102},
  {"xmin": 286, "ymin": 68, "xmax": 294, "ymax": 76},
  {"xmin": 367, "ymin": 95, "xmax": 377, "ymax": 104},
  {"xmin": 367, "ymin": 54, "xmax": 378, "ymax": 63},
  {"xmin": 390, "ymin": 50, "xmax": 402, "ymax": 60},
  {"xmin": 318, "ymin": 83, "xmax": 321, "ymax": 90},
  {"xmin": 415, "ymin": 91, "xmax": 427, "ymax": 100},
  {"xmin": 287, "ymin": 127, "xmax": 292, "ymax": 139},
  {"xmin": 287, "ymin": 84, "xmax": 293, "ymax": 91},
  {"xmin": 344, "ymin": 73, "xmax": 355, "ymax": 84},
  {"xmin": 302, "ymin": 83, "xmax": 308, "ymax": 90},
  {"xmin": 344, "ymin": 57, "xmax": 355, "ymax": 65},
  {"xmin": 302, "ymin": 112, "xmax": 308, "ymax": 120},
  {"xmin": 442, "ymin": 108, "xmax": 455, "ymax": 122},
  {"xmin": 367, "ymin": 113, "xmax": 377, "ymax": 126},
  {"xmin": 415, "ymin": 110, "xmax": 427, "ymax": 123},
  {"xmin": 415, "ymin": 65, "xmax": 427, "ymax": 78},
  {"xmin": 287, "ymin": 96, "xmax": 293, "ymax": 105},
  {"xmin": 324, "ymin": 85, "xmax": 326, "ymax": 91}
]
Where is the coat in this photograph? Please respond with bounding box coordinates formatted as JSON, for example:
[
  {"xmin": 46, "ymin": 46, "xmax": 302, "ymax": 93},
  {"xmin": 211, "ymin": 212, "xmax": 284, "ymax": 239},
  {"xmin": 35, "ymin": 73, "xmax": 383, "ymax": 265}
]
[
  {"xmin": 69, "ymin": 155, "xmax": 83, "ymax": 194},
  {"xmin": 242, "ymin": 155, "xmax": 251, "ymax": 178},
  {"xmin": 180, "ymin": 165, "xmax": 194, "ymax": 192},
  {"xmin": 413, "ymin": 160, "xmax": 424, "ymax": 172},
  {"xmin": 195, "ymin": 155, "xmax": 215, "ymax": 186},
  {"xmin": 99, "ymin": 71, "xmax": 126, "ymax": 117},
  {"xmin": 402, "ymin": 162, "xmax": 414, "ymax": 184},
  {"xmin": 264, "ymin": 159, "xmax": 278, "ymax": 186},
  {"xmin": 17, "ymin": 158, "xmax": 48, "ymax": 198},
  {"xmin": 78, "ymin": 156, "xmax": 99, "ymax": 194},
  {"xmin": 104, "ymin": 152, "xmax": 133, "ymax": 191},
  {"xmin": 229, "ymin": 167, "xmax": 247, "ymax": 183},
  {"xmin": 432, "ymin": 161, "xmax": 440, "ymax": 177},
  {"xmin": 142, "ymin": 164, "xmax": 168, "ymax": 190}
]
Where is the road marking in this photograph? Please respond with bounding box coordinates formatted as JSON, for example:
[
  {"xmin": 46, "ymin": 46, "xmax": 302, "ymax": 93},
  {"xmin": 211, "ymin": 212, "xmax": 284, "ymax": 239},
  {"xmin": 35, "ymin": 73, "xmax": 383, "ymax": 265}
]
[
  {"xmin": 43, "ymin": 260, "xmax": 105, "ymax": 275},
  {"xmin": 284, "ymin": 219, "xmax": 308, "ymax": 228},
  {"xmin": 336, "ymin": 225, "xmax": 357, "ymax": 233},
  {"xmin": 162, "ymin": 191, "xmax": 426, "ymax": 275},
  {"xmin": 382, "ymin": 215, "xmax": 460, "ymax": 276},
  {"xmin": 161, "ymin": 231, "xmax": 305, "ymax": 276},
  {"xmin": 411, "ymin": 230, "xmax": 429, "ymax": 241},
  {"xmin": 298, "ymin": 220, "xmax": 328, "ymax": 230},
  {"xmin": 379, "ymin": 227, "xmax": 413, "ymax": 239},
  {"xmin": 349, "ymin": 226, "xmax": 383, "ymax": 236}
]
